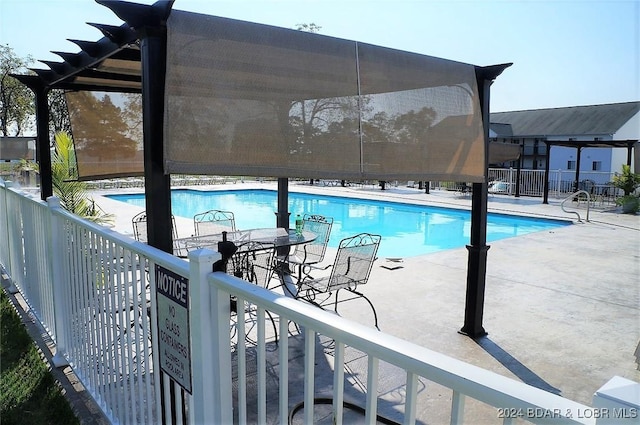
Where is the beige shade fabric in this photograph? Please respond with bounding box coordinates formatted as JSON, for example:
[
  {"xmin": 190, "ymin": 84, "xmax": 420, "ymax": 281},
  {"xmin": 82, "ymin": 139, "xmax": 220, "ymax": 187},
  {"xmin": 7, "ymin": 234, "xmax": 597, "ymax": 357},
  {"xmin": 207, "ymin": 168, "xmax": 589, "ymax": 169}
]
[
  {"xmin": 0, "ymin": 137, "xmax": 34, "ymax": 160},
  {"xmin": 164, "ymin": 10, "xmax": 486, "ymax": 182},
  {"xmin": 66, "ymin": 91, "xmax": 144, "ymax": 179},
  {"xmin": 488, "ymin": 141, "xmax": 521, "ymax": 164}
]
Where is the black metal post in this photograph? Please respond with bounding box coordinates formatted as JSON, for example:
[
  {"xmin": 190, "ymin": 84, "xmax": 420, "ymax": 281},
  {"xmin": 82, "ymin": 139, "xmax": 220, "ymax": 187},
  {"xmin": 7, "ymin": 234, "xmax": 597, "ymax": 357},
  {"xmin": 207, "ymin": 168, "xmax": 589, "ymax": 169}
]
[
  {"xmin": 515, "ymin": 144, "xmax": 522, "ymax": 198},
  {"xmin": 34, "ymin": 83, "xmax": 52, "ymax": 201},
  {"xmin": 276, "ymin": 177, "xmax": 290, "ymax": 228},
  {"xmin": 543, "ymin": 142, "xmax": 550, "ymax": 204},
  {"xmin": 425, "ymin": 181, "xmax": 430, "ymax": 194},
  {"xmin": 574, "ymin": 147, "xmax": 582, "ymax": 192},
  {"xmin": 275, "ymin": 177, "xmax": 290, "ymax": 258},
  {"xmin": 10, "ymin": 75, "xmax": 52, "ymax": 200},
  {"xmin": 139, "ymin": 25, "xmax": 172, "ymax": 254},
  {"xmin": 460, "ymin": 179, "xmax": 490, "ymax": 338},
  {"xmin": 460, "ymin": 75, "xmax": 492, "ymax": 339}
]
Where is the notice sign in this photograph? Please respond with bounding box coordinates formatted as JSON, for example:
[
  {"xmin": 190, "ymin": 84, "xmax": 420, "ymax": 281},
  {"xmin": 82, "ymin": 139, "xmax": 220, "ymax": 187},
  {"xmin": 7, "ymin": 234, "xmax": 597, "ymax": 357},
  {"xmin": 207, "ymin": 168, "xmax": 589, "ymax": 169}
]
[{"xmin": 155, "ymin": 265, "xmax": 192, "ymax": 393}]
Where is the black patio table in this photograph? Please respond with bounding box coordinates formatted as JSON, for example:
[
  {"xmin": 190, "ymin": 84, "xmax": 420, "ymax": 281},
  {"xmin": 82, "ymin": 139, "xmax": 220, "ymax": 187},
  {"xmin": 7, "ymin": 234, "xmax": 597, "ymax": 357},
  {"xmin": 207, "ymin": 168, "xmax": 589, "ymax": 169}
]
[
  {"xmin": 177, "ymin": 227, "xmax": 316, "ymax": 254},
  {"xmin": 177, "ymin": 227, "xmax": 317, "ymax": 301}
]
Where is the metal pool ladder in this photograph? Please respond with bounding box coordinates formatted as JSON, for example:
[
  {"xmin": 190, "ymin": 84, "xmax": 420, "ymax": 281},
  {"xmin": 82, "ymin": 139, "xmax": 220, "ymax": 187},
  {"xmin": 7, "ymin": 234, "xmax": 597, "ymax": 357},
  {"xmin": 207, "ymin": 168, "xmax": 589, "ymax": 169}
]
[{"xmin": 561, "ymin": 190, "xmax": 591, "ymax": 222}]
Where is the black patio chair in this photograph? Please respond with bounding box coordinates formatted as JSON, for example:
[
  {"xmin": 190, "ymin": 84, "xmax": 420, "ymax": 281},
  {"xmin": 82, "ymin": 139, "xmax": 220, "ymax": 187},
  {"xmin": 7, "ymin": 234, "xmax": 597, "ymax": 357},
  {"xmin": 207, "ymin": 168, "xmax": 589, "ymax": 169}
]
[
  {"xmin": 295, "ymin": 233, "xmax": 381, "ymax": 330},
  {"xmin": 283, "ymin": 214, "xmax": 334, "ymax": 282},
  {"xmin": 193, "ymin": 209, "xmax": 237, "ymax": 236},
  {"xmin": 131, "ymin": 211, "xmax": 186, "ymax": 257},
  {"xmin": 230, "ymin": 241, "xmax": 280, "ymax": 344}
]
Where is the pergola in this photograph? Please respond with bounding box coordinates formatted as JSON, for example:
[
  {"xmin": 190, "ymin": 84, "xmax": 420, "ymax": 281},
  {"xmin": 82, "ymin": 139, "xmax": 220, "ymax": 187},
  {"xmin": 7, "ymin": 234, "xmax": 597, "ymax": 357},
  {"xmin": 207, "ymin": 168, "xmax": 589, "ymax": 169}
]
[
  {"xmin": 541, "ymin": 139, "xmax": 638, "ymax": 204},
  {"xmin": 12, "ymin": 0, "xmax": 511, "ymax": 338}
]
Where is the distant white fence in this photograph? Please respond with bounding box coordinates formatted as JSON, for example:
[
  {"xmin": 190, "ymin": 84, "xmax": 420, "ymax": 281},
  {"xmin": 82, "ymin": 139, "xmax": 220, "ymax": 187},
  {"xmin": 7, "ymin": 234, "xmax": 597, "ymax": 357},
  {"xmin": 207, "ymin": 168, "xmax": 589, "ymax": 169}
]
[
  {"xmin": 485, "ymin": 168, "xmax": 619, "ymax": 199},
  {"xmin": 429, "ymin": 169, "xmax": 620, "ymax": 202},
  {"xmin": 1, "ymin": 179, "xmax": 634, "ymax": 425}
]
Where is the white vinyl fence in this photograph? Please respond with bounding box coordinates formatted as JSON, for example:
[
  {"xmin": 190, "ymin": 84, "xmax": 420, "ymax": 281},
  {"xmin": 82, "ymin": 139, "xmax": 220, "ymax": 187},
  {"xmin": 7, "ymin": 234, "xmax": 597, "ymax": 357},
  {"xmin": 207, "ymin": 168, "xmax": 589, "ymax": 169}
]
[
  {"xmin": 485, "ymin": 168, "xmax": 619, "ymax": 199},
  {"xmin": 1, "ymin": 179, "xmax": 633, "ymax": 425}
]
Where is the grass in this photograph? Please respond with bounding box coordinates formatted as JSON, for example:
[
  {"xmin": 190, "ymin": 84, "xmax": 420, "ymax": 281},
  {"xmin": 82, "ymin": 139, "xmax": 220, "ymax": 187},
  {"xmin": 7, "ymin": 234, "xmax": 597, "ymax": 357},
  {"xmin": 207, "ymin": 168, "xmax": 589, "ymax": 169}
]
[{"xmin": 0, "ymin": 290, "xmax": 79, "ymax": 425}]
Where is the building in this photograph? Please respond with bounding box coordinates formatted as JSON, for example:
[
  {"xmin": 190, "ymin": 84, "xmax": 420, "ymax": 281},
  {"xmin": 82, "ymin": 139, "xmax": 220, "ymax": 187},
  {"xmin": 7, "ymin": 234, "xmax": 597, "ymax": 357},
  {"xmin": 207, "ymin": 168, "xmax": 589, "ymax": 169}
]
[{"xmin": 489, "ymin": 101, "xmax": 640, "ymax": 184}]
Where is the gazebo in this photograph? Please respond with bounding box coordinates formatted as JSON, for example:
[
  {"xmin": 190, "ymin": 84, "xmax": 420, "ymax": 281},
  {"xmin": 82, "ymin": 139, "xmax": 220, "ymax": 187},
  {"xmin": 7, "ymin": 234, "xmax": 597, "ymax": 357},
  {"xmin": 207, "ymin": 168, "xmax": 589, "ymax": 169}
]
[
  {"xmin": 12, "ymin": 0, "xmax": 511, "ymax": 337},
  {"xmin": 541, "ymin": 139, "xmax": 638, "ymax": 204}
]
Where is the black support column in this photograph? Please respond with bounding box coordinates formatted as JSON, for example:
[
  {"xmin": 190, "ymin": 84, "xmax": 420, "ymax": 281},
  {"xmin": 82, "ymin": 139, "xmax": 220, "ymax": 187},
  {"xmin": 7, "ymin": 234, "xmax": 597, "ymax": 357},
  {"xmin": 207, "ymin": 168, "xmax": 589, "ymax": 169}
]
[
  {"xmin": 460, "ymin": 63, "xmax": 511, "ymax": 338},
  {"xmin": 139, "ymin": 25, "xmax": 172, "ymax": 254},
  {"xmin": 515, "ymin": 144, "xmax": 522, "ymax": 198},
  {"xmin": 460, "ymin": 183, "xmax": 490, "ymax": 338},
  {"xmin": 34, "ymin": 83, "xmax": 52, "ymax": 201},
  {"xmin": 276, "ymin": 177, "xmax": 290, "ymax": 228},
  {"xmin": 574, "ymin": 147, "xmax": 582, "ymax": 192},
  {"xmin": 14, "ymin": 76, "xmax": 52, "ymax": 201},
  {"xmin": 543, "ymin": 142, "xmax": 551, "ymax": 204}
]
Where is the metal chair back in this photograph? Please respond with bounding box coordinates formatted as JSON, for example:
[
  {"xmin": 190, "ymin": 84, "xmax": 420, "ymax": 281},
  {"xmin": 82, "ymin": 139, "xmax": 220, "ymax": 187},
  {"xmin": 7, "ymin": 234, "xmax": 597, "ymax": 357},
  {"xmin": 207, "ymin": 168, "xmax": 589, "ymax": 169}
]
[
  {"xmin": 326, "ymin": 233, "xmax": 380, "ymax": 292},
  {"xmin": 290, "ymin": 214, "xmax": 333, "ymax": 265},
  {"xmin": 231, "ymin": 241, "xmax": 276, "ymax": 289},
  {"xmin": 131, "ymin": 211, "xmax": 184, "ymax": 256},
  {"xmin": 296, "ymin": 233, "xmax": 382, "ymax": 330},
  {"xmin": 193, "ymin": 209, "xmax": 236, "ymax": 236},
  {"xmin": 132, "ymin": 211, "xmax": 149, "ymax": 243}
]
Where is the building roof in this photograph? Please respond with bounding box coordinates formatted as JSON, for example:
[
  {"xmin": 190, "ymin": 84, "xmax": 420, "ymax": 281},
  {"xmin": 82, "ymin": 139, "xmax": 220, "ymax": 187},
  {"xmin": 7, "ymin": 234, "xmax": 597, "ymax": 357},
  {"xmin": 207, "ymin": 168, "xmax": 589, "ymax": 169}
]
[
  {"xmin": 489, "ymin": 123, "xmax": 513, "ymax": 137},
  {"xmin": 490, "ymin": 101, "xmax": 640, "ymax": 138}
]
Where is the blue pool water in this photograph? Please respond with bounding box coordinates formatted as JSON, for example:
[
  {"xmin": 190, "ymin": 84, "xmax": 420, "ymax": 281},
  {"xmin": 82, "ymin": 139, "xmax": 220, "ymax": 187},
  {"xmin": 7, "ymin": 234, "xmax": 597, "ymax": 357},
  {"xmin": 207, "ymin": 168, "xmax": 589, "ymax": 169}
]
[{"xmin": 107, "ymin": 189, "xmax": 569, "ymax": 258}]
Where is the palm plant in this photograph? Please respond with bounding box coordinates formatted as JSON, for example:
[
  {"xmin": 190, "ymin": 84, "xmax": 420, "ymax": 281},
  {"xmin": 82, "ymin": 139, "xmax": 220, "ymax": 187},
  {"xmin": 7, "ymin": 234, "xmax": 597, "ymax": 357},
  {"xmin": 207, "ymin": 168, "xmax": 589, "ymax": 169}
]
[
  {"xmin": 612, "ymin": 164, "xmax": 640, "ymax": 214},
  {"xmin": 612, "ymin": 164, "xmax": 640, "ymax": 196},
  {"xmin": 52, "ymin": 131, "xmax": 113, "ymax": 224}
]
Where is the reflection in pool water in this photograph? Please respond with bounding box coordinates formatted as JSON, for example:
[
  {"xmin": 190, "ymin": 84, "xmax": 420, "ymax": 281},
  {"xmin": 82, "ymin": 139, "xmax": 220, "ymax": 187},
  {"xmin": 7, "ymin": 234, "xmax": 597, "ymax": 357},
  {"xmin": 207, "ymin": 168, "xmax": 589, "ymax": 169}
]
[{"xmin": 107, "ymin": 189, "xmax": 569, "ymax": 258}]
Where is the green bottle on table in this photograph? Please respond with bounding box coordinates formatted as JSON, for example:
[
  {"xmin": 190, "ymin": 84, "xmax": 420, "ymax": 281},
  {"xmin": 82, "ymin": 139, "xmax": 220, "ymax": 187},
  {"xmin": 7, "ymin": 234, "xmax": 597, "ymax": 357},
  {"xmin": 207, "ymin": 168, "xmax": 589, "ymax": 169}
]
[{"xmin": 295, "ymin": 214, "xmax": 303, "ymax": 236}]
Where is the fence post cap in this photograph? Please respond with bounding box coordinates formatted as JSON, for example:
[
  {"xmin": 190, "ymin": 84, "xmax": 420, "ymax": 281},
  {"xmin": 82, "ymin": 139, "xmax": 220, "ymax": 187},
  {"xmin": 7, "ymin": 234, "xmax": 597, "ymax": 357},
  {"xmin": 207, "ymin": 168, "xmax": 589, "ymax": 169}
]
[
  {"xmin": 46, "ymin": 196, "xmax": 61, "ymax": 208},
  {"xmin": 188, "ymin": 248, "xmax": 221, "ymax": 264}
]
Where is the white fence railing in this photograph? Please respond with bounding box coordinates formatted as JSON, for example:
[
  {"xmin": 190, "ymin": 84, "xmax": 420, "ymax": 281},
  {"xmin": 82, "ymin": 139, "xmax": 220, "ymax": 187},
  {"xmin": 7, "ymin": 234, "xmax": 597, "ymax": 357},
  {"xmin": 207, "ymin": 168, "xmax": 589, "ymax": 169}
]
[
  {"xmin": 428, "ymin": 169, "xmax": 620, "ymax": 202},
  {"xmin": 200, "ymin": 270, "xmax": 599, "ymax": 425},
  {"xmin": 1, "ymin": 179, "xmax": 634, "ymax": 425},
  {"xmin": 484, "ymin": 168, "xmax": 620, "ymax": 200},
  {"xmin": 1, "ymin": 181, "xmax": 189, "ymax": 424}
]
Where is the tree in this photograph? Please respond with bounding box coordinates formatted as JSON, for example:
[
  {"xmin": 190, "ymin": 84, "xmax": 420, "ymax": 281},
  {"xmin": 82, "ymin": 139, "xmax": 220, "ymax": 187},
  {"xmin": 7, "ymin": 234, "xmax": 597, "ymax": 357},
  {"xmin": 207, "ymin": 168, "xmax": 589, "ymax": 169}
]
[
  {"xmin": 48, "ymin": 89, "xmax": 71, "ymax": 135},
  {"xmin": 0, "ymin": 45, "xmax": 35, "ymax": 136},
  {"xmin": 66, "ymin": 91, "xmax": 138, "ymax": 160},
  {"xmin": 392, "ymin": 107, "xmax": 437, "ymax": 144},
  {"xmin": 294, "ymin": 23, "xmax": 321, "ymax": 33}
]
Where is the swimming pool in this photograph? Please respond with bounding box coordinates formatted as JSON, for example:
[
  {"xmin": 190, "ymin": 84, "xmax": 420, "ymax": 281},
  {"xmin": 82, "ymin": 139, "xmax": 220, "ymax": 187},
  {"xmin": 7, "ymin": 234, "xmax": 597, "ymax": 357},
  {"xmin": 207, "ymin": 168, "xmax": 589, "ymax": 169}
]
[{"xmin": 107, "ymin": 189, "xmax": 569, "ymax": 258}]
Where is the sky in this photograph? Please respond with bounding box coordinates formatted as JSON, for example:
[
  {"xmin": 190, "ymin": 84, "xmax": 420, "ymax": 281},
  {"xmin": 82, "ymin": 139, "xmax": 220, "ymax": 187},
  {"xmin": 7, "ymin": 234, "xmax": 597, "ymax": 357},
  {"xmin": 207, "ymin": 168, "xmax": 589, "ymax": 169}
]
[{"xmin": 1, "ymin": 0, "xmax": 638, "ymax": 113}]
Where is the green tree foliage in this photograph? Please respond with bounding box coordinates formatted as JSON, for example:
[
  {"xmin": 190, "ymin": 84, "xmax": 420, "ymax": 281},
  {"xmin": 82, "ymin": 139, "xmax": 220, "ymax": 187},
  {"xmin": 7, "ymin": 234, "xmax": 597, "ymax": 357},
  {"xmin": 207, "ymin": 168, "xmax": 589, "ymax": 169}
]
[
  {"xmin": 294, "ymin": 23, "xmax": 322, "ymax": 33},
  {"xmin": 612, "ymin": 164, "xmax": 640, "ymax": 196},
  {"xmin": 393, "ymin": 107, "xmax": 437, "ymax": 144},
  {"xmin": 67, "ymin": 92, "xmax": 138, "ymax": 161},
  {"xmin": 0, "ymin": 45, "xmax": 34, "ymax": 136},
  {"xmin": 48, "ymin": 89, "xmax": 72, "ymax": 136},
  {"xmin": 52, "ymin": 131, "xmax": 113, "ymax": 224}
]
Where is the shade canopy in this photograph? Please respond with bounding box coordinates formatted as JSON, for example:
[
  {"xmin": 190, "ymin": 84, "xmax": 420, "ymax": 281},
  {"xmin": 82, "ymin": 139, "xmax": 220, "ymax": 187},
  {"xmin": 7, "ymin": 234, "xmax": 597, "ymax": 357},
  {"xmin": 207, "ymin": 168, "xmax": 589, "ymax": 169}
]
[
  {"xmin": 163, "ymin": 11, "xmax": 486, "ymax": 182},
  {"xmin": 487, "ymin": 141, "xmax": 521, "ymax": 164},
  {"xmin": 65, "ymin": 91, "xmax": 143, "ymax": 178},
  {"xmin": 0, "ymin": 137, "xmax": 35, "ymax": 160},
  {"xmin": 14, "ymin": 2, "xmax": 510, "ymax": 184}
]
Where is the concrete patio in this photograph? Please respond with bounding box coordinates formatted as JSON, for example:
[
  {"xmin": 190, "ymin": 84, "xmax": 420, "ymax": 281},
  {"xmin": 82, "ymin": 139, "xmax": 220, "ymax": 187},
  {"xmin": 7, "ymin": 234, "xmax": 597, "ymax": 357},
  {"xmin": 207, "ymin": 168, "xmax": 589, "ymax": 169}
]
[{"xmin": 90, "ymin": 181, "xmax": 639, "ymax": 414}]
